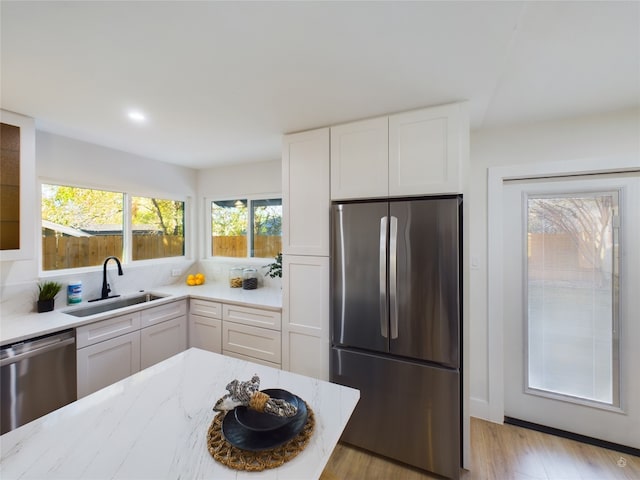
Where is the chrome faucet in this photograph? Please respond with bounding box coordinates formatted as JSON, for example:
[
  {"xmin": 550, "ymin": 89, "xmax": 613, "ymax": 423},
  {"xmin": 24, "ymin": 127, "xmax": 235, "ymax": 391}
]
[{"xmin": 89, "ymin": 256, "xmax": 123, "ymax": 302}]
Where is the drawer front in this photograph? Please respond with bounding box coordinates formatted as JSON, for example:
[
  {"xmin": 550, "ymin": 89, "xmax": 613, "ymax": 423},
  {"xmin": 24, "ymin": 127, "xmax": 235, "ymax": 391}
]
[
  {"xmin": 222, "ymin": 304, "xmax": 281, "ymax": 331},
  {"xmin": 76, "ymin": 312, "xmax": 141, "ymax": 348},
  {"xmin": 190, "ymin": 299, "xmax": 222, "ymax": 319},
  {"xmin": 140, "ymin": 299, "xmax": 187, "ymax": 327},
  {"xmin": 222, "ymin": 321, "xmax": 281, "ymax": 364},
  {"xmin": 223, "ymin": 349, "xmax": 281, "ymax": 369}
]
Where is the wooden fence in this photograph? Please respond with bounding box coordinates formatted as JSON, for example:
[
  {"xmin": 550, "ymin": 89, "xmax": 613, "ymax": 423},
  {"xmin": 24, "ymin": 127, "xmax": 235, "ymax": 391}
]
[
  {"xmin": 42, "ymin": 234, "xmax": 280, "ymax": 270},
  {"xmin": 212, "ymin": 235, "xmax": 281, "ymax": 258},
  {"xmin": 528, "ymin": 233, "xmax": 608, "ymax": 283},
  {"xmin": 42, "ymin": 235, "xmax": 184, "ymax": 270}
]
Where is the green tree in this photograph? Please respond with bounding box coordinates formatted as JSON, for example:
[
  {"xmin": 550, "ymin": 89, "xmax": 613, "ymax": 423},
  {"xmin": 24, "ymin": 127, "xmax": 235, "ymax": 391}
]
[
  {"xmin": 253, "ymin": 205, "xmax": 282, "ymax": 235},
  {"xmin": 41, "ymin": 185, "xmax": 123, "ymax": 228},
  {"xmin": 42, "ymin": 185, "xmax": 184, "ymax": 236},
  {"xmin": 211, "ymin": 201, "xmax": 247, "ymax": 236},
  {"xmin": 132, "ymin": 197, "xmax": 184, "ymax": 235}
]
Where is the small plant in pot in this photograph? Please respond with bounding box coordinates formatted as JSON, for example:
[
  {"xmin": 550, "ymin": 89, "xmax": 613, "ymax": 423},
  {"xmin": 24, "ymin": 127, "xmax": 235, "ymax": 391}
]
[
  {"xmin": 37, "ymin": 281, "xmax": 62, "ymax": 313},
  {"xmin": 264, "ymin": 252, "xmax": 282, "ymax": 279}
]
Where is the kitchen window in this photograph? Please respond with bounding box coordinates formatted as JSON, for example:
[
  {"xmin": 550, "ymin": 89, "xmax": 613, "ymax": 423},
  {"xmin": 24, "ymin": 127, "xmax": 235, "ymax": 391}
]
[
  {"xmin": 41, "ymin": 183, "xmax": 185, "ymax": 270},
  {"xmin": 130, "ymin": 196, "xmax": 184, "ymax": 261},
  {"xmin": 209, "ymin": 197, "xmax": 281, "ymax": 258}
]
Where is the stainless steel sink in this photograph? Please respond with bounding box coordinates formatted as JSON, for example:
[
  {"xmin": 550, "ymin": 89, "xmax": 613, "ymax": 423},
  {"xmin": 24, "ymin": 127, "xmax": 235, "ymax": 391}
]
[{"xmin": 63, "ymin": 293, "xmax": 166, "ymax": 317}]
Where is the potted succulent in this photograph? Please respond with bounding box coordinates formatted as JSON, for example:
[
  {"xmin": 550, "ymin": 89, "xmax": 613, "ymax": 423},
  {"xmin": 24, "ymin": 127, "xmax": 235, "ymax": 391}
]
[
  {"xmin": 37, "ymin": 281, "xmax": 62, "ymax": 313},
  {"xmin": 264, "ymin": 252, "xmax": 282, "ymax": 279}
]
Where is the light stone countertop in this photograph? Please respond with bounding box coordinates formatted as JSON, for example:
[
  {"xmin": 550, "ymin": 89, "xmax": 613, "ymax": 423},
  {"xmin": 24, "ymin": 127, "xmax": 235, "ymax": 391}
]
[
  {"xmin": 1, "ymin": 283, "xmax": 282, "ymax": 346},
  {"xmin": 0, "ymin": 348, "xmax": 360, "ymax": 479}
]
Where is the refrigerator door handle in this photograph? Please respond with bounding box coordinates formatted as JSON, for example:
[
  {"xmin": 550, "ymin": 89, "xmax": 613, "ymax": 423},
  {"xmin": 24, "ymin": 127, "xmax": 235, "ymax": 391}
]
[
  {"xmin": 379, "ymin": 216, "xmax": 388, "ymax": 338},
  {"xmin": 389, "ymin": 215, "xmax": 399, "ymax": 339}
]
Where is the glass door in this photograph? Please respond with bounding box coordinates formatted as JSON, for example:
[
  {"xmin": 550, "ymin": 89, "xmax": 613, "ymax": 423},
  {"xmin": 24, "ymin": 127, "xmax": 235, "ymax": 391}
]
[{"xmin": 502, "ymin": 173, "xmax": 639, "ymax": 449}]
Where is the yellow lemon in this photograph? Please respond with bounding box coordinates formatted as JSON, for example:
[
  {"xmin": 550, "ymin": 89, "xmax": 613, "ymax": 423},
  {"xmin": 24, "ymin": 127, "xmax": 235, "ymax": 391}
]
[
  {"xmin": 195, "ymin": 273, "xmax": 205, "ymax": 284},
  {"xmin": 186, "ymin": 274, "xmax": 195, "ymax": 286}
]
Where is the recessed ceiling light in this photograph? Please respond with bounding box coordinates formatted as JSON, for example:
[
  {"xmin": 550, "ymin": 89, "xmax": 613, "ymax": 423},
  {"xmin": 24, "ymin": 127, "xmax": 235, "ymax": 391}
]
[{"xmin": 127, "ymin": 110, "xmax": 147, "ymax": 123}]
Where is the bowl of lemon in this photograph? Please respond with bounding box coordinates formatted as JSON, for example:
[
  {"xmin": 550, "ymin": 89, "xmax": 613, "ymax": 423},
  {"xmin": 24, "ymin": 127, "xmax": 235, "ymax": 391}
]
[{"xmin": 186, "ymin": 272, "xmax": 205, "ymax": 286}]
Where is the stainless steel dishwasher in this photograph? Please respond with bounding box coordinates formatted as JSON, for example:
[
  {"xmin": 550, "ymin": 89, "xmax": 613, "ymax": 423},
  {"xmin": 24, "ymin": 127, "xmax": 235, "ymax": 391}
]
[{"xmin": 1, "ymin": 329, "xmax": 76, "ymax": 435}]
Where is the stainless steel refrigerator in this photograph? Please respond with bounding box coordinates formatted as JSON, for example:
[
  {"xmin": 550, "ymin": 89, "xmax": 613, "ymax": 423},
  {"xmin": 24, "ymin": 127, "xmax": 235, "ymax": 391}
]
[{"xmin": 330, "ymin": 196, "xmax": 461, "ymax": 479}]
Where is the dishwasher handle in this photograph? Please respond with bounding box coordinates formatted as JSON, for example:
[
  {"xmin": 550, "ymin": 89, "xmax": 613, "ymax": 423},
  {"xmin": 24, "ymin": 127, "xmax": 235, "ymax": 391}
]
[{"xmin": 0, "ymin": 337, "xmax": 75, "ymax": 367}]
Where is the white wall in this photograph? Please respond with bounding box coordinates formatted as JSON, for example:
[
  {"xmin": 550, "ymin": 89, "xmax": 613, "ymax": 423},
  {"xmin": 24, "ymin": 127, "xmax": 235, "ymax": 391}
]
[
  {"xmin": 37, "ymin": 132, "xmax": 197, "ymax": 196},
  {"xmin": 1, "ymin": 132, "xmax": 198, "ymax": 316},
  {"xmin": 468, "ymin": 107, "xmax": 640, "ymax": 420},
  {"xmin": 197, "ymin": 159, "xmax": 281, "ymax": 197}
]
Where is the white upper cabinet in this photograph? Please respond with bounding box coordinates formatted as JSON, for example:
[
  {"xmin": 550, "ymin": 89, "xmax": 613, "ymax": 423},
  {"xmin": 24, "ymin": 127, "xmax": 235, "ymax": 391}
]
[
  {"xmin": 282, "ymin": 128, "xmax": 330, "ymax": 256},
  {"xmin": 329, "ymin": 103, "xmax": 468, "ymax": 200},
  {"xmin": 389, "ymin": 103, "xmax": 466, "ymax": 196},
  {"xmin": 0, "ymin": 110, "xmax": 35, "ymax": 261},
  {"xmin": 330, "ymin": 117, "xmax": 388, "ymax": 200}
]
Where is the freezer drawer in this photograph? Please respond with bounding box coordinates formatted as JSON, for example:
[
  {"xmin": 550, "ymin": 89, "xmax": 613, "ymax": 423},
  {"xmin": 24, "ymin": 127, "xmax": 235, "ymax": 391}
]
[{"xmin": 331, "ymin": 347, "xmax": 460, "ymax": 479}]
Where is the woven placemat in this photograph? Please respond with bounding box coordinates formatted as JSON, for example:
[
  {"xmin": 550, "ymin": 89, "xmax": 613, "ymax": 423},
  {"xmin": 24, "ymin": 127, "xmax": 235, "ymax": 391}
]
[{"xmin": 207, "ymin": 402, "xmax": 315, "ymax": 472}]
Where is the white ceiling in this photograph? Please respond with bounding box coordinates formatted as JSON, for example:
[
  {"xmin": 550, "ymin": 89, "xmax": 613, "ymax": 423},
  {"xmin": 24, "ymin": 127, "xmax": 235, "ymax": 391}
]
[{"xmin": 1, "ymin": 1, "xmax": 638, "ymax": 169}]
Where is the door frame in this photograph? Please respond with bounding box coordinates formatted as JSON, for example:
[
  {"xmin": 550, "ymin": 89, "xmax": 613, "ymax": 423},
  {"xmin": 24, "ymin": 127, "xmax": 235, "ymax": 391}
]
[{"xmin": 486, "ymin": 156, "xmax": 639, "ymax": 424}]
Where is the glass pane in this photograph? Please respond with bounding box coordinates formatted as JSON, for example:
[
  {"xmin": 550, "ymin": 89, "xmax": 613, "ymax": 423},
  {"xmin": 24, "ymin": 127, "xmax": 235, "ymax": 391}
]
[
  {"xmin": 251, "ymin": 198, "xmax": 282, "ymax": 258},
  {"xmin": 131, "ymin": 197, "xmax": 184, "ymax": 260},
  {"xmin": 211, "ymin": 199, "xmax": 247, "ymax": 257},
  {"xmin": 41, "ymin": 184, "xmax": 123, "ymax": 270},
  {"xmin": 527, "ymin": 192, "xmax": 618, "ymax": 405},
  {"xmin": 0, "ymin": 123, "xmax": 20, "ymax": 250}
]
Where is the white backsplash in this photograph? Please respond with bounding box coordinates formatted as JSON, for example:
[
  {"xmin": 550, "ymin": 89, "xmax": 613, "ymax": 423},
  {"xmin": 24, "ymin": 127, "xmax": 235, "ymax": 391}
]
[
  {"xmin": 0, "ymin": 258, "xmax": 282, "ymax": 317},
  {"xmin": 194, "ymin": 259, "xmax": 282, "ymax": 290},
  {"xmin": 0, "ymin": 259, "xmax": 196, "ymax": 317}
]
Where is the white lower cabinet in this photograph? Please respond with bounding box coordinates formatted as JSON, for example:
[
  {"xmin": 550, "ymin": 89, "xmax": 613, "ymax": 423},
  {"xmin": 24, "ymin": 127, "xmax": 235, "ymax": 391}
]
[
  {"xmin": 76, "ymin": 299, "xmax": 187, "ymax": 398},
  {"xmin": 188, "ymin": 298, "xmax": 282, "ymax": 368},
  {"xmin": 140, "ymin": 316, "xmax": 187, "ymax": 369},
  {"xmin": 282, "ymin": 254, "xmax": 330, "ymax": 380},
  {"xmin": 189, "ymin": 315, "xmax": 222, "ymax": 354},
  {"xmin": 188, "ymin": 299, "xmax": 222, "ymax": 354},
  {"xmin": 77, "ymin": 331, "xmax": 141, "ymax": 398}
]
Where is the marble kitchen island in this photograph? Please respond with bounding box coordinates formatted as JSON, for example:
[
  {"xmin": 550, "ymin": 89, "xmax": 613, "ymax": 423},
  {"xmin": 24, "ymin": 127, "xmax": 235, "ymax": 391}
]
[{"xmin": 0, "ymin": 348, "xmax": 359, "ymax": 479}]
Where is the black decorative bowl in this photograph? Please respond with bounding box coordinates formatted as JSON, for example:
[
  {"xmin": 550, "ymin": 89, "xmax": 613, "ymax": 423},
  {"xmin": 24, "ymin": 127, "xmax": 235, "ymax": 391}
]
[
  {"xmin": 234, "ymin": 389, "xmax": 298, "ymax": 432},
  {"xmin": 222, "ymin": 396, "xmax": 308, "ymax": 451}
]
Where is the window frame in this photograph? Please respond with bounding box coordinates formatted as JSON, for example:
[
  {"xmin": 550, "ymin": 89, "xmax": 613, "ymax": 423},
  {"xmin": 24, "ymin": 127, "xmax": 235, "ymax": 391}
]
[
  {"xmin": 39, "ymin": 178, "xmax": 191, "ymax": 275},
  {"xmin": 205, "ymin": 193, "xmax": 282, "ymax": 261}
]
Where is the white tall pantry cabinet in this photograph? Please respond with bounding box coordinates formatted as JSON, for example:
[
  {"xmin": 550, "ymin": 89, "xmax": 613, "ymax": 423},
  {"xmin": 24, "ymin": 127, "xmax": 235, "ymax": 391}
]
[{"xmin": 281, "ymin": 128, "xmax": 330, "ymax": 380}]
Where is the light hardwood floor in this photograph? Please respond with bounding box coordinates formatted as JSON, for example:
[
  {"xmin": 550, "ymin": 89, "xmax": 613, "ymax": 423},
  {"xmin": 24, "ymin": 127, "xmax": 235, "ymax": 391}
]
[{"xmin": 320, "ymin": 417, "xmax": 640, "ymax": 479}]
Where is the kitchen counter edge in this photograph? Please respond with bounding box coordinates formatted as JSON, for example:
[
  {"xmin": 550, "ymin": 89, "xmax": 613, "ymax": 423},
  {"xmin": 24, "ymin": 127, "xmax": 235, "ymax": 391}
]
[{"xmin": 1, "ymin": 283, "xmax": 282, "ymax": 347}]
